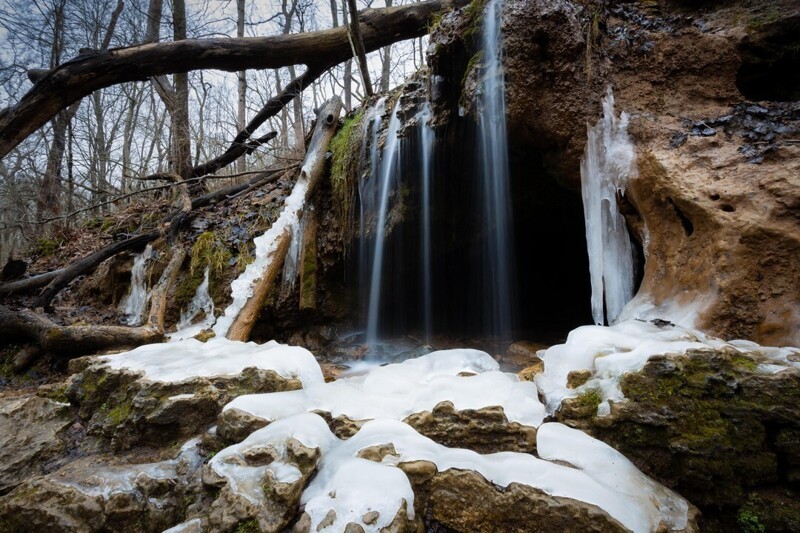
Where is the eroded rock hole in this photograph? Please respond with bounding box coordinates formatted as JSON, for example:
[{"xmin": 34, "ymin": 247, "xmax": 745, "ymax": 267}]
[
  {"xmin": 709, "ymin": 193, "xmax": 720, "ymax": 201},
  {"xmin": 721, "ymin": 204, "xmax": 735, "ymax": 213}
]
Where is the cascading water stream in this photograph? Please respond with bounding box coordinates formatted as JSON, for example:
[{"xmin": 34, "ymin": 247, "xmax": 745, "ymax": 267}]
[
  {"xmin": 358, "ymin": 98, "xmax": 387, "ymax": 328},
  {"xmin": 120, "ymin": 244, "xmax": 153, "ymax": 326},
  {"xmin": 477, "ymin": 0, "xmax": 514, "ymax": 343},
  {"xmin": 418, "ymin": 103, "xmax": 434, "ymax": 342},
  {"xmin": 365, "ymin": 98, "xmax": 403, "ymax": 345},
  {"xmin": 580, "ymin": 87, "xmax": 637, "ymax": 325}
]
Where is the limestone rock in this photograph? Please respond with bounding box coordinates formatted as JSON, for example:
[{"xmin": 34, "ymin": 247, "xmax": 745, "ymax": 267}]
[
  {"xmin": 0, "ymin": 442, "xmax": 203, "ymax": 532},
  {"xmin": 556, "ymin": 348, "xmax": 800, "ymax": 529},
  {"xmin": 0, "ymin": 394, "xmax": 72, "ymax": 494},
  {"xmin": 67, "ymin": 357, "xmax": 304, "ymax": 450},
  {"xmin": 403, "ymin": 401, "xmax": 537, "ymax": 453}
]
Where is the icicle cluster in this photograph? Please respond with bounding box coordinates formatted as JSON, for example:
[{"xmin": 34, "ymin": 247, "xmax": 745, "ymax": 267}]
[{"xmin": 581, "ymin": 87, "xmax": 637, "ymax": 326}]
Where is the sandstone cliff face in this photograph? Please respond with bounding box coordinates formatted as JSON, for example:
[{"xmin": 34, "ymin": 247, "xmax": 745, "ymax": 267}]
[{"xmin": 440, "ymin": 0, "xmax": 800, "ymax": 345}]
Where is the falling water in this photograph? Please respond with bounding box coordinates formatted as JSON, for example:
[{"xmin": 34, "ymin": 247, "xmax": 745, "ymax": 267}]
[
  {"xmin": 418, "ymin": 102, "xmax": 434, "ymax": 341},
  {"xmin": 120, "ymin": 244, "xmax": 153, "ymax": 326},
  {"xmin": 580, "ymin": 86, "xmax": 637, "ymax": 325},
  {"xmin": 477, "ymin": 0, "xmax": 514, "ymax": 342},
  {"xmin": 358, "ymin": 97, "xmax": 387, "ymax": 326},
  {"xmin": 177, "ymin": 267, "xmax": 215, "ymax": 332},
  {"xmin": 365, "ymin": 98, "xmax": 403, "ymax": 345}
]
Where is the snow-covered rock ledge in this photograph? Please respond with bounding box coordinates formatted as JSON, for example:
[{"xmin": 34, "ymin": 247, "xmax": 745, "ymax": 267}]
[{"xmin": 65, "ymin": 338, "xmax": 323, "ymax": 449}]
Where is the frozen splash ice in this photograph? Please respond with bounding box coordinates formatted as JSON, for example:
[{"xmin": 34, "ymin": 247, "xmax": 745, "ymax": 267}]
[
  {"xmin": 581, "ymin": 86, "xmax": 637, "ymax": 326},
  {"xmin": 119, "ymin": 244, "xmax": 154, "ymax": 326}
]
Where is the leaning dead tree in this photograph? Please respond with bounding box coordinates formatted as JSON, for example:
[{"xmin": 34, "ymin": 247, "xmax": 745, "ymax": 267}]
[
  {"xmin": 0, "ymin": 0, "xmax": 466, "ymax": 160},
  {"xmin": 226, "ymin": 96, "xmax": 343, "ymax": 341}
]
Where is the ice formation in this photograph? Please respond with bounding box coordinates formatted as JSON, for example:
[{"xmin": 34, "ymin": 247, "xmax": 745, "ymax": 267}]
[
  {"xmin": 98, "ymin": 337, "xmax": 324, "ymax": 386},
  {"xmin": 213, "ymin": 149, "xmax": 312, "ymax": 338},
  {"xmin": 208, "ymin": 414, "xmax": 336, "ymax": 504},
  {"xmin": 224, "ymin": 349, "xmax": 545, "ymax": 427},
  {"xmin": 56, "ymin": 437, "xmax": 202, "ymax": 499},
  {"xmin": 281, "ymin": 212, "xmax": 307, "ymax": 292},
  {"xmin": 536, "ymin": 318, "xmax": 800, "ymax": 416},
  {"xmin": 119, "ymin": 244, "xmax": 154, "ymax": 326},
  {"xmin": 174, "ymin": 267, "xmax": 215, "ymax": 337},
  {"xmin": 581, "ymin": 86, "xmax": 637, "ymax": 326}
]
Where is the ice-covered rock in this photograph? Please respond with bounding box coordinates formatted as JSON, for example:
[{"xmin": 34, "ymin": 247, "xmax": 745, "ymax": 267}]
[
  {"xmin": 218, "ymin": 349, "xmax": 544, "ymax": 449},
  {"xmin": 535, "ymin": 318, "xmax": 800, "ymax": 417},
  {"xmin": 0, "ymin": 438, "xmax": 203, "ymax": 532},
  {"xmin": 66, "ymin": 338, "xmax": 323, "ymax": 449}
]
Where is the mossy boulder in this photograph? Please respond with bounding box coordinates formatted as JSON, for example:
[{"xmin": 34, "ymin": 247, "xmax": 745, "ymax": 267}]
[
  {"xmin": 67, "ymin": 359, "xmax": 303, "ymax": 451},
  {"xmin": 556, "ymin": 348, "xmax": 800, "ymax": 531}
]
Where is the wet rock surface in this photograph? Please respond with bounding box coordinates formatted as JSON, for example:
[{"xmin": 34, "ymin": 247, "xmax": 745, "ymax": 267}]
[{"xmin": 0, "ymin": 394, "xmax": 72, "ymax": 495}]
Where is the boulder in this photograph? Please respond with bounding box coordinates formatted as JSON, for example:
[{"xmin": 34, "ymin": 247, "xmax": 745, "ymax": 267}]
[{"xmin": 0, "ymin": 394, "xmax": 72, "ymax": 495}]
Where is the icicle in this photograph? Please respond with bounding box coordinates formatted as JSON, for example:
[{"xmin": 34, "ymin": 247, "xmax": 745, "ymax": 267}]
[
  {"xmin": 580, "ymin": 86, "xmax": 637, "ymax": 326},
  {"xmin": 177, "ymin": 267, "xmax": 215, "ymax": 331},
  {"xmin": 120, "ymin": 244, "xmax": 154, "ymax": 326},
  {"xmin": 282, "ymin": 212, "xmax": 307, "ymax": 292}
]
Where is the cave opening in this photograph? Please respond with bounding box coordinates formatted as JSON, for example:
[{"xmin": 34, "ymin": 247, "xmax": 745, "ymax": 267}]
[
  {"xmin": 350, "ymin": 116, "xmax": 594, "ymax": 346},
  {"xmin": 736, "ymin": 16, "xmax": 800, "ymax": 102}
]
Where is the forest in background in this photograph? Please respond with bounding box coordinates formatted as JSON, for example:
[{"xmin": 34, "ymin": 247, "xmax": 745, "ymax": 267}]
[{"xmin": 0, "ymin": 0, "xmax": 429, "ymax": 265}]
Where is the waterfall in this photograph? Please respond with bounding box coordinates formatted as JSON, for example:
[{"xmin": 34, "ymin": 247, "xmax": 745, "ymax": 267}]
[
  {"xmin": 419, "ymin": 102, "xmax": 434, "ymax": 342},
  {"xmin": 176, "ymin": 267, "xmax": 215, "ymax": 332},
  {"xmin": 580, "ymin": 86, "xmax": 637, "ymax": 325},
  {"xmin": 120, "ymin": 244, "xmax": 153, "ymax": 326},
  {"xmin": 365, "ymin": 98, "xmax": 403, "ymax": 345},
  {"xmin": 477, "ymin": 0, "xmax": 514, "ymax": 342}
]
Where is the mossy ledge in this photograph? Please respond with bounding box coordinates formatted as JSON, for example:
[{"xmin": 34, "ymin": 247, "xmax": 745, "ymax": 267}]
[{"xmin": 556, "ymin": 348, "xmax": 800, "ymax": 531}]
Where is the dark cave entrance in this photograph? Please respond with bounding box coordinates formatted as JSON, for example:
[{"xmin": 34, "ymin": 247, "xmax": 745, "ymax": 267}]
[{"xmin": 351, "ymin": 116, "xmax": 595, "ymax": 346}]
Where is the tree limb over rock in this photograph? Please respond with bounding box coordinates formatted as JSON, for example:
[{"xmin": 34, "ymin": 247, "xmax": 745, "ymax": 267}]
[
  {"xmin": 0, "ymin": 0, "xmax": 466, "ymax": 159},
  {"xmin": 0, "ymin": 305, "xmax": 163, "ymax": 358}
]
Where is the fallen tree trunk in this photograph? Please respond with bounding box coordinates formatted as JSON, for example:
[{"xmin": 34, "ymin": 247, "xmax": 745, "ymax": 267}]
[
  {"xmin": 147, "ymin": 247, "xmax": 186, "ymax": 333},
  {"xmin": 0, "ymin": 305, "xmax": 163, "ymax": 358},
  {"xmin": 225, "ymin": 96, "xmax": 343, "ymax": 341},
  {"xmin": 0, "ymin": 0, "xmax": 466, "ymax": 159},
  {"xmin": 0, "ymin": 269, "xmax": 63, "ymax": 296}
]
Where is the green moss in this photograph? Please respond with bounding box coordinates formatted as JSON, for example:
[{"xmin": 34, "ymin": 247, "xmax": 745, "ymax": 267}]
[
  {"xmin": 329, "ymin": 110, "xmax": 364, "ymax": 247},
  {"xmin": 235, "ymin": 518, "xmax": 260, "ymax": 533},
  {"xmin": 32, "ymin": 237, "xmax": 61, "ymax": 257},
  {"xmin": 738, "ymin": 508, "xmax": 766, "ymax": 533},
  {"xmin": 107, "ymin": 401, "xmax": 132, "ymax": 426},
  {"xmin": 176, "ymin": 231, "xmax": 232, "ymax": 309},
  {"xmin": 462, "ymin": 0, "xmax": 488, "ymax": 39},
  {"xmin": 575, "ymin": 388, "xmax": 603, "ymax": 411}
]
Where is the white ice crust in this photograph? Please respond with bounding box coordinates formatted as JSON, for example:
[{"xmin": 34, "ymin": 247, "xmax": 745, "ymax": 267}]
[
  {"xmin": 99, "ymin": 337, "xmax": 324, "ymax": 386},
  {"xmin": 536, "ymin": 319, "xmax": 800, "ymax": 416},
  {"xmin": 209, "ymin": 413, "xmax": 336, "ymax": 504},
  {"xmin": 224, "ymin": 349, "xmax": 545, "ymax": 427}
]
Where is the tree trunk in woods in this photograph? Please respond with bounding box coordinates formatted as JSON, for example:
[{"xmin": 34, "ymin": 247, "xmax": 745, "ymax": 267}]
[
  {"xmin": 0, "ymin": 305, "xmax": 163, "ymax": 359},
  {"xmin": 236, "ymin": 0, "xmax": 247, "ymax": 173},
  {"xmin": 381, "ymin": 0, "xmax": 393, "ymax": 93},
  {"xmin": 226, "ymin": 97, "xmax": 342, "ymax": 341},
  {"xmin": 0, "ymin": 0, "xmax": 465, "ymax": 159},
  {"xmin": 346, "ymin": 0, "xmax": 373, "ymax": 97},
  {"xmin": 171, "ymin": 0, "xmax": 193, "ymax": 185}
]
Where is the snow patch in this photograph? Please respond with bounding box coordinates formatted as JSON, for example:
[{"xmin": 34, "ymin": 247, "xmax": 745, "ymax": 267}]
[
  {"xmin": 99, "ymin": 337, "xmax": 324, "ymax": 386},
  {"xmin": 224, "ymin": 349, "xmax": 545, "ymax": 427}
]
